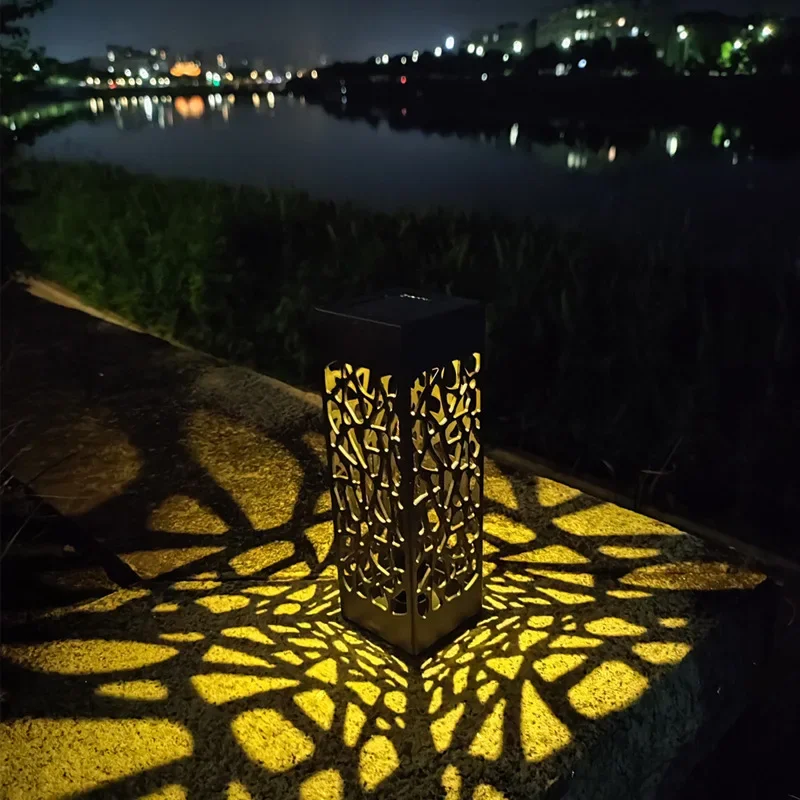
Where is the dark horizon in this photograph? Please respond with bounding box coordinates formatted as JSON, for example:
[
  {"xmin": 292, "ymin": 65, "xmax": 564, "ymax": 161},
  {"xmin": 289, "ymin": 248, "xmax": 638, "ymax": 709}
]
[{"xmin": 29, "ymin": 0, "xmax": 796, "ymax": 68}]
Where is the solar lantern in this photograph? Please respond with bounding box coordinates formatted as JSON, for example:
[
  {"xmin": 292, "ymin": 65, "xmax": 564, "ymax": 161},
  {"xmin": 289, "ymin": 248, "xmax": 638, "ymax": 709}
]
[{"xmin": 315, "ymin": 291, "xmax": 485, "ymax": 655}]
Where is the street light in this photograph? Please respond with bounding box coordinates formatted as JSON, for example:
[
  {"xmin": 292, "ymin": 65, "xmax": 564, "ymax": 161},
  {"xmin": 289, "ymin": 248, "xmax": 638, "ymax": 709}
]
[
  {"xmin": 512, "ymin": 40, "xmax": 523, "ymax": 53},
  {"xmin": 476, "ymin": 45, "xmax": 485, "ymax": 56},
  {"xmin": 315, "ymin": 291, "xmax": 485, "ymax": 655},
  {"xmin": 733, "ymin": 39, "xmax": 742, "ymax": 49},
  {"xmin": 434, "ymin": 46, "xmax": 443, "ymax": 57},
  {"xmin": 561, "ymin": 37, "xmax": 572, "ymax": 49},
  {"xmin": 467, "ymin": 43, "xmax": 475, "ymax": 54},
  {"xmin": 678, "ymin": 29, "xmax": 688, "ymax": 40},
  {"xmin": 761, "ymin": 24, "xmax": 774, "ymax": 37},
  {"xmin": 445, "ymin": 35, "xmax": 455, "ymax": 50}
]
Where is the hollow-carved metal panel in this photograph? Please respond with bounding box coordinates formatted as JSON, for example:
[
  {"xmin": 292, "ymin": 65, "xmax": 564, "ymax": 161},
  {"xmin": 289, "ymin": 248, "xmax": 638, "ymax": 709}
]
[
  {"xmin": 411, "ymin": 354, "xmax": 482, "ymax": 618},
  {"xmin": 324, "ymin": 362, "xmax": 407, "ymax": 615}
]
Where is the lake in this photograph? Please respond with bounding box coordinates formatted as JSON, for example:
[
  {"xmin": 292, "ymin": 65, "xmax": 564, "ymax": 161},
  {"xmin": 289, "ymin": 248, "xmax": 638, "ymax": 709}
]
[{"xmin": 23, "ymin": 92, "xmax": 800, "ymax": 255}]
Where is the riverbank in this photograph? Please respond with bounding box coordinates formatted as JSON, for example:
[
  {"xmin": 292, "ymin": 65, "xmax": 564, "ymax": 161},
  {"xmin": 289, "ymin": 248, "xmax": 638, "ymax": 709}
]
[{"xmin": 8, "ymin": 159, "xmax": 799, "ymax": 560}]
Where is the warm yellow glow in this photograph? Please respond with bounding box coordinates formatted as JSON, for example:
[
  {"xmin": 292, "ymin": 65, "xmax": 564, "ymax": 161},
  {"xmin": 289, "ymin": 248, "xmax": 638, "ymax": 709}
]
[
  {"xmin": 203, "ymin": 645, "xmax": 272, "ymax": 668},
  {"xmin": 521, "ymin": 680, "xmax": 572, "ymax": 761},
  {"xmin": 271, "ymin": 561, "xmax": 312, "ymax": 580},
  {"xmin": 486, "ymin": 655, "xmax": 523, "ymax": 679},
  {"xmin": 274, "ymin": 602, "xmax": 301, "ymax": 614},
  {"xmin": 347, "ymin": 680, "xmax": 381, "ymax": 706},
  {"xmin": 555, "ymin": 504, "xmax": 681, "ymax": 536},
  {"xmin": 96, "ymin": 680, "xmax": 168, "ymax": 700},
  {"xmin": 453, "ymin": 665, "xmax": 470, "ymax": 694},
  {"xmin": 159, "ymin": 632, "xmax": 204, "ymax": 642},
  {"xmin": 288, "ymin": 585, "xmax": 318, "ymax": 602},
  {"xmin": 430, "ymin": 703, "xmax": 465, "ymax": 752},
  {"xmin": 152, "ymin": 603, "xmax": 180, "ymax": 613},
  {"xmin": 305, "ymin": 521, "xmax": 334, "ymax": 563},
  {"xmin": 568, "ymin": 661, "xmax": 648, "ymax": 718},
  {"xmin": 469, "ymin": 699, "xmax": 505, "ymax": 760},
  {"xmin": 503, "ymin": 545, "xmax": 589, "ymax": 564},
  {"xmin": 549, "ymin": 635, "xmax": 602, "ymax": 649},
  {"xmin": 300, "ymin": 770, "xmax": 343, "ymax": 800},
  {"xmin": 194, "ymin": 595, "xmax": 250, "ymax": 613},
  {"xmin": 306, "ymin": 657, "xmax": 338, "ymax": 684},
  {"xmin": 533, "ymin": 653, "xmax": 588, "ymax": 682},
  {"xmin": 148, "ymin": 494, "xmax": 228, "ymax": 533},
  {"xmin": 477, "ymin": 680, "xmax": 499, "ymax": 704},
  {"xmin": 344, "ymin": 702, "xmax": 367, "ymax": 747},
  {"xmin": 484, "ymin": 513, "xmax": 535, "ymax": 544},
  {"xmin": 484, "ymin": 465, "xmax": 519, "ymax": 509},
  {"xmin": 474, "ymin": 786, "xmax": 509, "ymax": 800},
  {"xmin": 229, "ymin": 541, "xmax": 294, "ymax": 576},
  {"xmin": 442, "ymin": 764, "xmax": 461, "ymax": 799},
  {"xmin": 620, "ymin": 562, "xmax": 765, "ymax": 590},
  {"xmin": 633, "ymin": 642, "xmax": 692, "ymax": 665},
  {"xmin": 607, "ymin": 589, "xmax": 652, "ymax": 599},
  {"xmin": 170, "ymin": 61, "xmax": 201, "ymax": 77},
  {"xmin": 294, "ymin": 689, "xmax": 336, "ymax": 730},
  {"xmin": 0, "ymin": 639, "xmax": 177, "ymax": 674},
  {"xmin": 62, "ymin": 588, "xmax": 150, "ymax": 615},
  {"xmin": 121, "ymin": 547, "xmax": 224, "ymax": 579},
  {"xmin": 599, "ymin": 546, "xmax": 661, "ymax": 559},
  {"xmin": 273, "ymin": 650, "xmax": 304, "ymax": 665},
  {"xmin": 174, "ymin": 96, "xmax": 205, "ymax": 119},
  {"xmin": 140, "ymin": 785, "xmax": 187, "ymax": 800},
  {"xmin": 537, "ymin": 588, "xmax": 594, "ymax": 604},
  {"xmin": 536, "ymin": 477, "xmax": 582, "ymax": 507},
  {"xmin": 189, "ymin": 410, "xmax": 302, "ymax": 529},
  {"xmin": 527, "ymin": 615, "xmax": 555, "ymax": 628},
  {"xmin": 192, "ymin": 673, "xmax": 298, "ymax": 705},
  {"xmin": 428, "ymin": 686, "xmax": 443, "ymax": 713},
  {"xmin": 658, "ymin": 617, "xmax": 688, "ymax": 628},
  {"xmin": 528, "ymin": 569, "xmax": 594, "ymax": 587},
  {"xmin": 0, "ymin": 718, "xmax": 192, "ymax": 798},
  {"xmin": 226, "ymin": 781, "xmax": 253, "ymax": 800},
  {"xmin": 518, "ymin": 629, "xmax": 548, "ymax": 651},
  {"xmin": 171, "ymin": 580, "xmax": 222, "ymax": 590},
  {"xmin": 222, "ymin": 626, "xmax": 274, "ymax": 645},
  {"xmin": 384, "ymin": 690, "xmax": 406, "ymax": 714},
  {"xmin": 233, "ymin": 709, "xmax": 314, "ymax": 771},
  {"xmin": 359, "ymin": 736, "xmax": 399, "ymax": 790},
  {"xmin": 585, "ymin": 617, "xmax": 647, "ymax": 636}
]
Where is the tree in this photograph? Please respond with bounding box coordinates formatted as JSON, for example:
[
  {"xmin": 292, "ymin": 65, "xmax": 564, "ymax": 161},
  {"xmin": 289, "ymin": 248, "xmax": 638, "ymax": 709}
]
[{"xmin": 1, "ymin": 0, "xmax": 53, "ymax": 91}]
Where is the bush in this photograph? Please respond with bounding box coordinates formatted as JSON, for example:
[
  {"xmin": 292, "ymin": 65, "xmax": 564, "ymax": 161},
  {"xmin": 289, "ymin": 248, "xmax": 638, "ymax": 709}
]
[{"xmin": 11, "ymin": 159, "xmax": 799, "ymax": 548}]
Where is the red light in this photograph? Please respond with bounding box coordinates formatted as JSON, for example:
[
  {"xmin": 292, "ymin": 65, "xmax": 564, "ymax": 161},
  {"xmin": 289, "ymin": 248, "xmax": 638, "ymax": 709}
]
[{"xmin": 400, "ymin": 76, "xmax": 407, "ymax": 84}]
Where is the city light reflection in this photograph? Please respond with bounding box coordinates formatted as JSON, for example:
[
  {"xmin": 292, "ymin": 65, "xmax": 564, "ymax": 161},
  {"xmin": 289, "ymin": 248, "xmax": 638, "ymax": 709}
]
[
  {"xmin": 174, "ymin": 96, "xmax": 205, "ymax": 119},
  {"xmin": 509, "ymin": 122, "xmax": 519, "ymax": 148},
  {"xmin": 666, "ymin": 133, "xmax": 679, "ymax": 157},
  {"xmin": 267, "ymin": 92, "xmax": 276, "ymax": 109}
]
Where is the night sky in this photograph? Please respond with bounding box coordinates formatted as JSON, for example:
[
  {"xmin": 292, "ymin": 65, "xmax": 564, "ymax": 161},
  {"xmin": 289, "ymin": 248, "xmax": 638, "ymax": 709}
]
[{"xmin": 29, "ymin": 0, "xmax": 792, "ymax": 68}]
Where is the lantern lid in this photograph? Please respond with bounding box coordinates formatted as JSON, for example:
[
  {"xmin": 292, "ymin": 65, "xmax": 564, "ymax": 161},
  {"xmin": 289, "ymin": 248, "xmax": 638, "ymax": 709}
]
[
  {"xmin": 314, "ymin": 290, "xmax": 484, "ymax": 377},
  {"xmin": 317, "ymin": 290, "xmax": 479, "ymax": 328}
]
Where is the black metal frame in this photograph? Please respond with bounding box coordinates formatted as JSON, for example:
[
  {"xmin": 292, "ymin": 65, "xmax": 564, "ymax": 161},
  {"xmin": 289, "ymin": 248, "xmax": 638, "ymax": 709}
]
[{"xmin": 315, "ymin": 290, "xmax": 485, "ymax": 655}]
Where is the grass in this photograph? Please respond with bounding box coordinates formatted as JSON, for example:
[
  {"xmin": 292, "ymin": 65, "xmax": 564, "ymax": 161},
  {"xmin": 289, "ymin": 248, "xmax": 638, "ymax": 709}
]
[{"xmin": 9, "ymin": 159, "xmax": 799, "ymax": 551}]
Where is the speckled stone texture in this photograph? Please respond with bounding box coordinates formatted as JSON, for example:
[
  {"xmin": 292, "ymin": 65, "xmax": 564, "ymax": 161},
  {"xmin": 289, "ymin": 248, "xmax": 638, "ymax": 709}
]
[{"xmin": 0, "ymin": 284, "xmax": 777, "ymax": 800}]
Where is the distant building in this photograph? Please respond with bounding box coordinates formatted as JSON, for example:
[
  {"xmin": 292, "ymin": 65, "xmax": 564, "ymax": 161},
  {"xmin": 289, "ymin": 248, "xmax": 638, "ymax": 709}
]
[
  {"xmin": 463, "ymin": 21, "xmax": 538, "ymax": 56},
  {"xmin": 536, "ymin": 3, "xmax": 667, "ymax": 54},
  {"xmin": 106, "ymin": 45, "xmax": 170, "ymax": 86}
]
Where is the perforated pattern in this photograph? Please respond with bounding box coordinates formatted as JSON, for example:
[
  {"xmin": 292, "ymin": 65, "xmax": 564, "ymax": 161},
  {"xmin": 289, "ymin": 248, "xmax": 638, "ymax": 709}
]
[
  {"xmin": 410, "ymin": 355, "xmax": 482, "ymax": 617},
  {"xmin": 325, "ymin": 363, "xmax": 407, "ymax": 614}
]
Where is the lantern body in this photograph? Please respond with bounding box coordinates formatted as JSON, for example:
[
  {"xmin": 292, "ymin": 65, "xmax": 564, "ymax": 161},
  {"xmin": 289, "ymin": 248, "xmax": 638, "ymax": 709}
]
[{"xmin": 316, "ymin": 292, "xmax": 484, "ymax": 655}]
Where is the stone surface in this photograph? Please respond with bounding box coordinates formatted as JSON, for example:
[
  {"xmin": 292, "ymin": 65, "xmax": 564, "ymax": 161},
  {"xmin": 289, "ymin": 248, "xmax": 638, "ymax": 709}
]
[{"xmin": 0, "ymin": 286, "xmax": 777, "ymax": 800}]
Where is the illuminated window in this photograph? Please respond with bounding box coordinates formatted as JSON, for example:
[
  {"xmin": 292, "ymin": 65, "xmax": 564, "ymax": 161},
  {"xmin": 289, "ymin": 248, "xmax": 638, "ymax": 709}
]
[{"xmin": 316, "ymin": 292, "xmax": 485, "ymax": 655}]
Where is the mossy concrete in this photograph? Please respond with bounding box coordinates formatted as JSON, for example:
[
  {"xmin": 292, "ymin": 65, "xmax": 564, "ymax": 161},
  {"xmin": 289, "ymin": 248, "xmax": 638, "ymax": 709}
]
[{"xmin": 0, "ymin": 284, "xmax": 779, "ymax": 800}]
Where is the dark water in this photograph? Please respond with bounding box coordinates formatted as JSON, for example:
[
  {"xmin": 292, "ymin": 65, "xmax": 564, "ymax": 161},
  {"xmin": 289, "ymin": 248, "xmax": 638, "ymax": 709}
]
[{"xmin": 23, "ymin": 93, "xmax": 800, "ymax": 247}]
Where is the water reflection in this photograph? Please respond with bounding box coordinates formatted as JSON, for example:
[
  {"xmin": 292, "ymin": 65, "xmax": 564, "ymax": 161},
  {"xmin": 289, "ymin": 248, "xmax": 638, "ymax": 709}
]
[{"xmin": 14, "ymin": 93, "xmax": 800, "ymax": 253}]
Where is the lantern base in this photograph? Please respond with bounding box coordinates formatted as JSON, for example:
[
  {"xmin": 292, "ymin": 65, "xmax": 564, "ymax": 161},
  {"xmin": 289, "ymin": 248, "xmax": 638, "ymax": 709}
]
[{"xmin": 340, "ymin": 579, "xmax": 483, "ymax": 656}]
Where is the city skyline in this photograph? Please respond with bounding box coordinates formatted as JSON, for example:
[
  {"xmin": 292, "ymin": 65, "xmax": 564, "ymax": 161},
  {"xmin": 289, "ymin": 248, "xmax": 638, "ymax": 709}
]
[{"xmin": 29, "ymin": 0, "xmax": 795, "ymax": 67}]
